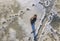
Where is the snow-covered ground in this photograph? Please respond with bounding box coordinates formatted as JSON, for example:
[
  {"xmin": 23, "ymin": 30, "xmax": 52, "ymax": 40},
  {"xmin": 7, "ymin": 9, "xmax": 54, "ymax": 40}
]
[
  {"xmin": 17, "ymin": 0, "xmax": 45, "ymax": 34},
  {"xmin": 0, "ymin": 0, "xmax": 60, "ymax": 41}
]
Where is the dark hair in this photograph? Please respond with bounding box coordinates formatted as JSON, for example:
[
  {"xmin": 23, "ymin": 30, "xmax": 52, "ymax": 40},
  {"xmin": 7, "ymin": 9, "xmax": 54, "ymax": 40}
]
[{"xmin": 34, "ymin": 14, "xmax": 37, "ymax": 16}]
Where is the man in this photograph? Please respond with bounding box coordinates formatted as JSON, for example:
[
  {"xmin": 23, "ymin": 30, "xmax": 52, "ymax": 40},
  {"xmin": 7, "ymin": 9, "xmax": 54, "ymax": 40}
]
[{"xmin": 30, "ymin": 14, "xmax": 37, "ymax": 41}]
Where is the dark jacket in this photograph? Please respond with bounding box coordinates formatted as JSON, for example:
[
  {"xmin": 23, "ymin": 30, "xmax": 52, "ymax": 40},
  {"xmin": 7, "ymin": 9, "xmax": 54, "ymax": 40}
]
[{"xmin": 30, "ymin": 17, "xmax": 37, "ymax": 24}]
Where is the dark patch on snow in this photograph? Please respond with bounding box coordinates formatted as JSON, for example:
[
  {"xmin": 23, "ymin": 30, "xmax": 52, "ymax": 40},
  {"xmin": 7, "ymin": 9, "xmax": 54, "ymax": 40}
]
[
  {"xmin": 26, "ymin": 8, "xmax": 30, "ymax": 11},
  {"xmin": 32, "ymin": 4, "xmax": 35, "ymax": 6}
]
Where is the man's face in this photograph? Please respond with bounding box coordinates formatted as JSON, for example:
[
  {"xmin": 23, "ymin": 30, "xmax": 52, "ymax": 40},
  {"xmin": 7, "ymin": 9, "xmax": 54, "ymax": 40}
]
[{"xmin": 34, "ymin": 15, "xmax": 37, "ymax": 18}]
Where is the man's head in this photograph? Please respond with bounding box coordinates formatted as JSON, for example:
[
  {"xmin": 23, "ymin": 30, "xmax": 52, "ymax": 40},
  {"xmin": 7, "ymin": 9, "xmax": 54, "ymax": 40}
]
[{"xmin": 34, "ymin": 14, "xmax": 37, "ymax": 18}]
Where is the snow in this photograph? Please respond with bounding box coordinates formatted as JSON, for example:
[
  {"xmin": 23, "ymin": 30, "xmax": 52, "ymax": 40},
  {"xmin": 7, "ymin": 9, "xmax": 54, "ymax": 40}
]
[
  {"xmin": 0, "ymin": 0, "xmax": 60, "ymax": 41},
  {"xmin": 9, "ymin": 28, "xmax": 16, "ymax": 40}
]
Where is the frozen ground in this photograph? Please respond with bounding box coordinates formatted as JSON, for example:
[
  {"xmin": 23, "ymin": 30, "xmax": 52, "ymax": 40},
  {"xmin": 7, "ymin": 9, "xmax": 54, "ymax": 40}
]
[{"xmin": 0, "ymin": 0, "xmax": 60, "ymax": 41}]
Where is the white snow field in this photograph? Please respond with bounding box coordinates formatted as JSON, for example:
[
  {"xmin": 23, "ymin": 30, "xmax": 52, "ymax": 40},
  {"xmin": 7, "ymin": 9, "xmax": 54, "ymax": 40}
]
[{"xmin": 0, "ymin": 0, "xmax": 60, "ymax": 41}]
